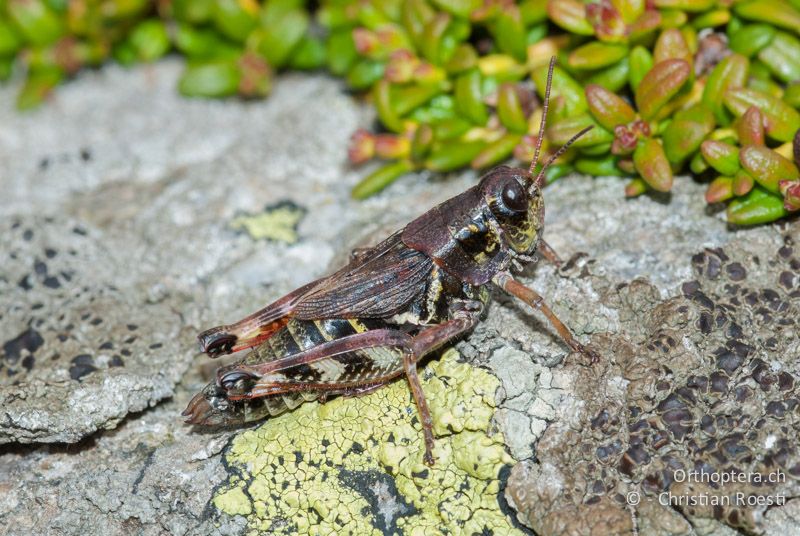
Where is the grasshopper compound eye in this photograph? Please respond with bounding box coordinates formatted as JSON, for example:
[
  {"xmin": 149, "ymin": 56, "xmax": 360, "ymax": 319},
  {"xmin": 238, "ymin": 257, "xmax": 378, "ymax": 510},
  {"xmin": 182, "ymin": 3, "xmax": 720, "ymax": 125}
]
[{"xmin": 501, "ymin": 180, "xmax": 528, "ymax": 213}]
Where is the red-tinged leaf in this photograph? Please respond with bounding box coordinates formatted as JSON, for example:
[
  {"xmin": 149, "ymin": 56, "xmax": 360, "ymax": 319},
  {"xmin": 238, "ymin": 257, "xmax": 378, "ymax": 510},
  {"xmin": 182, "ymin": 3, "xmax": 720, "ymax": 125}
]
[
  {"xmin": 348, "ymin": 129, "xmax": 375, "ymax": 163},
  {"xmin": 724, "ymin": 87, "xmax": 800, "ymax": 142},
  {"xmin": 612, "ymin": 119, "xmax": 650, "ymax": 155},
  {"xmin": 780, "ymin": 179, "xmax": 800, "ymax": 210},
  {"xmin": 628, "ymin": 9, "xmax": 661, "ymax": 42},
  {"xmin": 733, "ymin": 170, "xmax": 755, "ymax": 196},
  {"xmin": 705, "ymin": 176, "xmax": 734, "ymax": 203},
  {"xmin": 586, "ymin": 1, "xmax": 627, "ymax": 41},
  {"xmin": 653, "ymin": 28, "xmax": 691, "ymax": 64},
  {"xmin": 634, "ymin": 59, "xmax": 691, "ymax": 120},
  {"xmin": 738, "ymin": 106, "xmax": 765, "ymax": 146},
  {"xmin": 374, "ymin": 133, "xmax": 411, "ymax": 159},
  {"xmin": 617, "ymin": 157, "xmax": 636, "ymax": 174},
  {"xmin": 739, "ymin": 145, "xmax": 800, "ymax": 193},
  {"xmin": 585, "ymin": 84, "xmax": 636, "ymax": 131},
  {"xmin": 625, "ymin": 177, "xmax": 648, "ymax": 197},
  {"xmin": 633, "ymin": 138, "xmax": 673, "ymax": 191}
]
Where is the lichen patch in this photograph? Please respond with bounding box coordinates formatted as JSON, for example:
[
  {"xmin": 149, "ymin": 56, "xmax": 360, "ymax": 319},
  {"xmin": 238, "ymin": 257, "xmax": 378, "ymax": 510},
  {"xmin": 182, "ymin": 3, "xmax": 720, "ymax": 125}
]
[
  {"xmin": 230, "ymin": 201, "xmax": 306, "ymax": 244},
  {"xmin": 214, "ymin": 349, "xmax": 522, "ymax": 535},
  {"xmin": 505, "ymin": 226, "xmax": 800, "ymax": 535}
]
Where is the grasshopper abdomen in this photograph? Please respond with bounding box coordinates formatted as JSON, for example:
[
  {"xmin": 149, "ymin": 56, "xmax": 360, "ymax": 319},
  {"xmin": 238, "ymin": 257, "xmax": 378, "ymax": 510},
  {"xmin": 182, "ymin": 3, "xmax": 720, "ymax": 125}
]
[{"xmin": 184, "ymin": 316, "xmax": 410, "ymax": 426}]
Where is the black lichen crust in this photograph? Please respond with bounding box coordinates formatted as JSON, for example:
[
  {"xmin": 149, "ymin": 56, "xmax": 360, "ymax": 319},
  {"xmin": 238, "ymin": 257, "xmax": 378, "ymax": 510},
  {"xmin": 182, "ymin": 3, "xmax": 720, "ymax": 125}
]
[{"xmin": 507, "ymin": 227, "xmax": 800, "ymax": 536}]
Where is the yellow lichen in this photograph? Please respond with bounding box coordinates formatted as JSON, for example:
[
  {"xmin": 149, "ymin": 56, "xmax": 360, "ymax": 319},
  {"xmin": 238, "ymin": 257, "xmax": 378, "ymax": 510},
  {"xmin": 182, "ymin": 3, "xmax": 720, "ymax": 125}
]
[
  {"xmin": 213, "ymin": 485, "xmax": 252, "ymax": 516},
  {"xmin": 230, "ymin": 202, "xmax": 305, "ymax": 243},
  {"xmin": 213, "ymin": 349, "xmax": 523, "ymax": 535}
]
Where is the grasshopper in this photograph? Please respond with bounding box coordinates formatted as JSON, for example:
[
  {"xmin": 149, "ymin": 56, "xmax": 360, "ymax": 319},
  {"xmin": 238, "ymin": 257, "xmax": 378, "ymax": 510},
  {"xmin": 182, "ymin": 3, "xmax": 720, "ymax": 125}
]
[{"xmin": 183, "ymin": 58, "xmax": 597, "ymax": 465}]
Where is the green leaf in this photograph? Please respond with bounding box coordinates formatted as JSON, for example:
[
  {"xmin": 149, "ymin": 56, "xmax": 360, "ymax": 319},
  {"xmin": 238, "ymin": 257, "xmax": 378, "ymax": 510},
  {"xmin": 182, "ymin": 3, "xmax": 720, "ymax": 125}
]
[
  {"xmin": 634, "ymin": 59, "xmax": 690, "ymax": 120},
  {"xmin": 726, "ymin": 186, "xmax": 789, "ymax": 225},
  {"xmin": 633, "ymin": 138, "xmax": 673, "ymax": 191}
]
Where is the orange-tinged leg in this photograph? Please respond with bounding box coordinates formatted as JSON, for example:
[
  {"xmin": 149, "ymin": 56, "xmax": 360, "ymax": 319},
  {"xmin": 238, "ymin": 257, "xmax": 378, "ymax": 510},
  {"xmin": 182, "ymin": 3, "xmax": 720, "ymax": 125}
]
[
  {"xmin": 538, "ymin": 239, "xmax": 563, "ymax": 267},
  {"xmin": 493, "ymin": 272, "xmax": 599, "ymax": 363}
]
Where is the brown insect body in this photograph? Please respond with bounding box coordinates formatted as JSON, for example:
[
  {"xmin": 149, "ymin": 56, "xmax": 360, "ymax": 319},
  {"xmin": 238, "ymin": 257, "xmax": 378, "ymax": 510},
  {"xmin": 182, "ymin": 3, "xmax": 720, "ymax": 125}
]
[
  {"xmin": 184, "ymin": 58, "xmax": 597, "ymax": 465},
  {"xmin": 402, "ymin": 166, "xmax": 544, "ymax": 285},
  {"xmin": 186, "ymin": 232, "xmax": 488, "ymax": 425}
]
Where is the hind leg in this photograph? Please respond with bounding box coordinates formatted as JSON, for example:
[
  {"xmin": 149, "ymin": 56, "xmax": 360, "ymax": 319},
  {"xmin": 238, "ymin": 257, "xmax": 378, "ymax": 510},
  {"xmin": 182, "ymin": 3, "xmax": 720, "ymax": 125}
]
[
  {"xmin": 404, "ymin": 302, "xmax": 483, "ymax": 465},
  {"xmin": 318, "ymin": 382, "xmax": 389, "ymax": 403}
]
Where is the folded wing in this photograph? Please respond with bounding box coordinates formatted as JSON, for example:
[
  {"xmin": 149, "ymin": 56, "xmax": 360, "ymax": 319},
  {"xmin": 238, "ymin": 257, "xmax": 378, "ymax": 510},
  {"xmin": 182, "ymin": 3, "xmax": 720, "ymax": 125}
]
[{"xmin": 198, "ymin": 232, "xmax": 433, "ymax": 357}]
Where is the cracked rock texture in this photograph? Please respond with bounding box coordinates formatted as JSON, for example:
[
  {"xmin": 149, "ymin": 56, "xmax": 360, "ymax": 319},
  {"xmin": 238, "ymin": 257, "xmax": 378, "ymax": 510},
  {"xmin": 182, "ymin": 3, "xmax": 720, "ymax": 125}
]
[
  {"xmin": 504, "ymin": 229, "xmax": 800, "ymax": 535},
  {"xmin": 0, "ymin": 214, "xmax": 194, "ymax": 443},
  {"xmin": 1, "ymin": 59, "xmax": 797, "ymax": 535},
  {"xmin": 213, "ymin": 350, "xmax": 516, "ymax": 535}
]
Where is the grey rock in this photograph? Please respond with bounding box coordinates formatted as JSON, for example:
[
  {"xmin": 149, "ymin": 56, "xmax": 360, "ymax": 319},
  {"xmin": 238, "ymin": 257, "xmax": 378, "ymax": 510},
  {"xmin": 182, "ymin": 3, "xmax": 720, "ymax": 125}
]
[
  {"xmin": 494, "ymin": 408, "xmax": 536, "ymax": 460},
  {"xmin": 1, "ymin": 57, "xmax": 795, "ymax": 536},
  {"xmin": 488, "ymin": 346, "xmax": 540, "ymax": 400},
  {"xmin": 0, "ymin": 214, "xmax": 193, "ymax": 443}
]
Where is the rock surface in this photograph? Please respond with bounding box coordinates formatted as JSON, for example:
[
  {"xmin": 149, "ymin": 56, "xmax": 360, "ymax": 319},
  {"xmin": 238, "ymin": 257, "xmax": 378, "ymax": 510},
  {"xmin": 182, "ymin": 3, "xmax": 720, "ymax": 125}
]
[
  {"xmin": 212, "ymin": 350, "xmax": 516, "ymax": 535},
  {"xmin": 504, "ymin": 229, "xmax": 800, "ymax": 535},
  {"xmin": 0, "ymin": 59, "xmax": 797, "ymax": 535}
]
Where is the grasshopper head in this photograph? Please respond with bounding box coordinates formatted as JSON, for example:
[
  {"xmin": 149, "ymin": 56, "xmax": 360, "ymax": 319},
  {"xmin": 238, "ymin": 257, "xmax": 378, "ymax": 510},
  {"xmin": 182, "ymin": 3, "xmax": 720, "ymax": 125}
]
[
  {"xmin": 480, "ymin": 166, "xmax": 545, "ymax": 256},
  {"xmin": 480, "ymin": 56, "xmax": 592, "ymax": 258}
]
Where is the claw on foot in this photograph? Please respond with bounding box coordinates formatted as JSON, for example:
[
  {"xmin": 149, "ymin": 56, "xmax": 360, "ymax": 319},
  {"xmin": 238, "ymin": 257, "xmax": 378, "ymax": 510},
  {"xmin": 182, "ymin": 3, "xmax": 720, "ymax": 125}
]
[{"xmin": 571, "ymin": 342, "xmax": 601, "ymax": 365}]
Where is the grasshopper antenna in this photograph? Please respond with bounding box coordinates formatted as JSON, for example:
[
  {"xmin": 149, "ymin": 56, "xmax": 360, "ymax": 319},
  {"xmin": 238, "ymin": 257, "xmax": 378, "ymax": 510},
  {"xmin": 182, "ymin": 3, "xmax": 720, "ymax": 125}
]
[
  {"xmin": 533, "ymin": 125, "xmax": 593, "ymax": 188},
  {"xmin": 528, "ymin": 56, "xmax": 593, "ymax": 191},
  {"xmin": 528, "ymin": 56, "xmax": 556, "ymax": 187}
]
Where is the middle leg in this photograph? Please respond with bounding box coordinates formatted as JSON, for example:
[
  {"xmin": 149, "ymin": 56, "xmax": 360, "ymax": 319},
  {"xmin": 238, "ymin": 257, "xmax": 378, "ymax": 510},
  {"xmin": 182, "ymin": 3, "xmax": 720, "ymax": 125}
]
[
  {"xmin": 492, "ymin": 271, "xmax": 599, "ymax": 363},
  {"xmin": 405, "ymin": 301, "xmax": 483, "ymax": 465},
  {"xmin": 318, "ymin": 382, "xmax": 389, "ymax": 403}
]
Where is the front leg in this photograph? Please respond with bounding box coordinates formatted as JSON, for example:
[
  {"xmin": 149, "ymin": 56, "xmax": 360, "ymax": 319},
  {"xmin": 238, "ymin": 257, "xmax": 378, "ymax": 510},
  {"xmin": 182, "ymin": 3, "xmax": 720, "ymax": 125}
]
[
  {"xmin": 492, "ymin": 272, "xmax": 599, "ymax": 363},
  {"xmin": 537, "ymin": 238, "xmax": 563, "ymax": 267}
]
